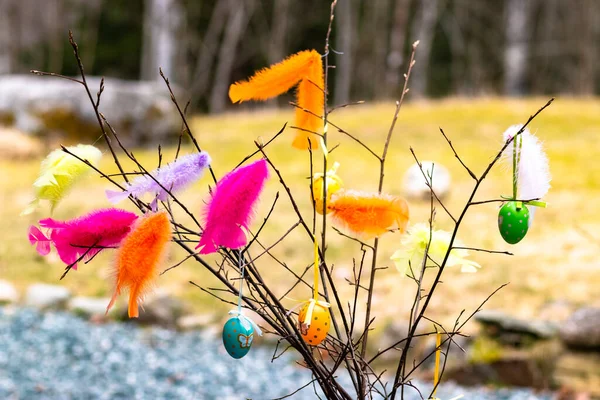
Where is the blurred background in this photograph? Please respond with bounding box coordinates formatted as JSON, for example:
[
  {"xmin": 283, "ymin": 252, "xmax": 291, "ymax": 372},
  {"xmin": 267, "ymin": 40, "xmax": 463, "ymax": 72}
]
[
  {"xmin": 1, "ymin": 0, "xmax": 599, "ymax": 107},
  {"xmin": 1, "ymin": 0, "xmax": 600, "ymax": 399}
]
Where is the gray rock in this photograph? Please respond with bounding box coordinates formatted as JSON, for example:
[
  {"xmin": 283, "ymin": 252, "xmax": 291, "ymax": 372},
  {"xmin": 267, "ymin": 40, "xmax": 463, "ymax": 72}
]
[
  {"xmin": 176, "ymin": 314, "xmax": 214, "ymax": 331},
  {"xmin": 559, "ymin": 307, "xmax": 600, "ymax": 349},
  {"xmin": 0, "ymin": 280, "xmax": 18, "ymax": 304},
  {"xmin": 475, "ymin": 310, "xmax": 558, "ymax": 345},
  {"xmin": 402, "ymin": 161, "xmax": 451, "ymax": 200},
  {"xmin": 0, "ymin": 75, "xmax": 180, "ymax": 146},
  {"xmin": 120, "ymin": 292, "xmax": 188, "ymax": 327},
  {"xmin": 68, "ymin": 296, "xmax": 112, "ymax": 318},
  {"xmin": 25, "ymin": 283, "xmax": 71, "ymax": 310}
]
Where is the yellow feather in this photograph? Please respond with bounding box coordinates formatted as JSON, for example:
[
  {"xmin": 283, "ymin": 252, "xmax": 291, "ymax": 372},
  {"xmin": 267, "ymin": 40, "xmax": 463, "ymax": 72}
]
[{"xmin": 22, "ymin": 144, "xmax": 102, "ymax": 215}]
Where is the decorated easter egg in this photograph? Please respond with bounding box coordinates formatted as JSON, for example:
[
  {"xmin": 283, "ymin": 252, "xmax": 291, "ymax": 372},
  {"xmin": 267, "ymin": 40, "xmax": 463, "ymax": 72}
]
[
  {"xmin": 312, "ymin": 173, "xmax": 343, "ymax": 215},
  {"xmin": 298, "ymin": 303, "xmax": 330, "ymax": 346},
  {"xmin": 498, "ymin": 201, "xmax": 530, "ymax": 244},
  {"xmin": 222, "ymin": 316, "xmax": 254, "ymax": 359}
]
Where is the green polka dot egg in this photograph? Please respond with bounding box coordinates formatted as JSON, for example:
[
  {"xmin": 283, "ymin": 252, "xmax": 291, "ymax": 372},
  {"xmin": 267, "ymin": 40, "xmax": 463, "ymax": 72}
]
[
  {"xmin": 498, "ymin": 201, "xmax": 530, "ymax": 244},
  {"xmin": 298, "ymin": 303, "xmax": 330, "ymax": 346},
  {"xmin": 222, "ymin": 316, "xmax": 254, "ymax": 359}
]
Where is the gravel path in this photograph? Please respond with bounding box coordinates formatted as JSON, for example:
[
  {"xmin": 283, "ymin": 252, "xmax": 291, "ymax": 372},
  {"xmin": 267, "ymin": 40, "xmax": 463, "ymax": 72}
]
[{"xmin": 0, "ymin": 308, "xmax": 554, "ymax": 399}]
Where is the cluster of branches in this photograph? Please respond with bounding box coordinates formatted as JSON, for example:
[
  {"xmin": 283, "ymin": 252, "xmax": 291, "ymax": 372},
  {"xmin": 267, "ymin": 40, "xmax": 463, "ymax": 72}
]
[{"xmin": 31, "ymin": 3, "xmax": 554, "ymax": 399}]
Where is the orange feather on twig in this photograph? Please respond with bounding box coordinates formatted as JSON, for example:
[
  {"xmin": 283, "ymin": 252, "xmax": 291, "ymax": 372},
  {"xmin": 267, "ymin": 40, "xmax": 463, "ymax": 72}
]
[
  {"xmin": 228, "ymin": 49, "xmax": 323, "ymax": 150},
  {"xmin": 328, "ymin": 190, "xmax": 410, "ymax": 238},
  {"xmin": 229, "ymin": 50, "xmax": 318, "ymax": 103},
  {"xmin": 293, "ymin": 57, "xmax": 324, "ymax": 150},
  {"xmin": 106, "ymin": 211, "xmax": 171, "ymax": 318}
]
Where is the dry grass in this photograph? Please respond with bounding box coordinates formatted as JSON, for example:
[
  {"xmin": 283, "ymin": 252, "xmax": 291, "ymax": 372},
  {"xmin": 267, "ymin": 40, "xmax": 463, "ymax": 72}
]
[{"xmin": 1, "ymin": 97, "xmax": 599, "ymax": 335}]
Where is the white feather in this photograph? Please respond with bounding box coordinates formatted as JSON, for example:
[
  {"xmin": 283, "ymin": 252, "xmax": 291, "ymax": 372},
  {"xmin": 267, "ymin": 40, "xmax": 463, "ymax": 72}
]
[{"xmin": 501, "ymin": 125, "xmax": 551, "ymax": 220}]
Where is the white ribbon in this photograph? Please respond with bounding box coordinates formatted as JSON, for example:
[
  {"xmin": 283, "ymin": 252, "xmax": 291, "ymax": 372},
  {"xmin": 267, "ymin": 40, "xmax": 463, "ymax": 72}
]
[
  {"xmin": 286, "ymin": 298, "xmax": 330, "ymax": 329},
  {"xmin": 228, "ymin": 309, "xmax": 263, "ymax": 336}
]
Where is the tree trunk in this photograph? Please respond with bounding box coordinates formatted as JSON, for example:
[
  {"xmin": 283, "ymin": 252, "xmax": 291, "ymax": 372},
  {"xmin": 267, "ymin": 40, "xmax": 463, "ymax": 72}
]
[
  {"xmin": 333, "ymin": 0, "xmax": 354, "ymax": 105},
  {"xmin": 209, "ymin": 0, "xmax": 255, "ymax": 113},
  {"xmin": 575, "ymin": 0, "xmax": 595, "ymax": 95},
  {"xmin": 384, "ymin": 0, "xmax": 411, "ymax": 98},
  {"xmin": 141, "ymin": 0, "xmax": 183, "ymax": 82},
  {"xmin": 189, "ymin": 0, "xmax": 229, "ymax": 102},
  {"xmin": 503, "ymin": 0, "xmax": 531, "ymax": 96},
  {"xmin": 0, "ymin": 0, "xmax": 15, "ymax": 74},
  {"xmin": 410, "ymin": 0, "xmax": 439, "ymax": 98},
  {"xmin": 268, "ymin": 0, "xmax": 290, "ymax": 64}
]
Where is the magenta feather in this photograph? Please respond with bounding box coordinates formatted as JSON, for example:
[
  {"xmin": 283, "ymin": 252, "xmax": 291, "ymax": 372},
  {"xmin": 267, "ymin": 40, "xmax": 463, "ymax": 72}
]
[
  {"xmin": 28, "ymin": 208, "xmax": 138, "ymax": 270},
  {"xmin": 196, "ymin": 159, "xmax": 269, "ymax": 254},
  {"xmin": 106, "ymin": 152, "xmax": 211, "ymax": 210}
]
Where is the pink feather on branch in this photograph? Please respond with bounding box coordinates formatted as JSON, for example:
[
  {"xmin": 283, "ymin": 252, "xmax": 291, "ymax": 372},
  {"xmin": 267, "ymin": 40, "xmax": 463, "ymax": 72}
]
[
  {"xmin": 28, "ymin": 208, "xmax": 138, "ymax": 270},
  {"xmin": 196, "ymin": 159, "xmax": 269, "ymax": 254}
]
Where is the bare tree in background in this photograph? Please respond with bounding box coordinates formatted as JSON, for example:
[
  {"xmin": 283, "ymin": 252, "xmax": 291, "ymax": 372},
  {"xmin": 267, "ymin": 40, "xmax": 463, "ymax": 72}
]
[
  {"xmin": 0, "ymin": 0, "xmax": 15, "ymax": 74},
  {"xmin": 385, "ymin": 0, "xmax": 411, "ymax": 98},
  {"xmin": 334, "ymin": 0, "xmax": 354, "ymax": 105},
  {"xmin": 410, "ymin": 0, "xmax": 440, "ymax": 97},
  {"xmin": 209, "ymin": 0, "xmax": 255, "ymax": 113},
  {"xmin": 503, "ymin": 0, "xmax": 531, "ymax": 95},
  {"xmin": 141, "ymin": 0, "xmax": 184, "ymax": 82}
]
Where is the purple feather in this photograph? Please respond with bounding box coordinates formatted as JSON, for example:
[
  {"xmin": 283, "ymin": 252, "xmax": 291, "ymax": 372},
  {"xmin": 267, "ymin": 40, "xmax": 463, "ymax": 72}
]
[{"xmin": 106, "ymin": 152, "xmax": 211, "ymax": 210}]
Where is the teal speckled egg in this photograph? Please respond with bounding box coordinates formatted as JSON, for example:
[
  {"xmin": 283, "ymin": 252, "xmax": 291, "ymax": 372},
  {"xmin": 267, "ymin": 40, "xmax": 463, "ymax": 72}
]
[
  {"xmin": 222, "ymin": 316, "xmax": 254, "ymax": 359},
  {"xmin": 498, "ymin": 201, "xmax": 530, "ymax": 244}
]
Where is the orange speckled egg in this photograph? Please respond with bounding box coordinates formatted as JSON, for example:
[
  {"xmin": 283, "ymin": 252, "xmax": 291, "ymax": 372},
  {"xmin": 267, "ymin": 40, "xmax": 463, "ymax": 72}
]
[{"xmin": 298, "ymin": 303, "xmax": 330, "ymax": 346}]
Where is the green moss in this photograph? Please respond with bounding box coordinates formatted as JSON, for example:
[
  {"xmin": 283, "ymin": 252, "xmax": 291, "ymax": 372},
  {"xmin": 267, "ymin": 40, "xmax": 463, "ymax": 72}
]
[{"xmin": 469, "ymin": 336, "xmax": 504, "ymax": 364}]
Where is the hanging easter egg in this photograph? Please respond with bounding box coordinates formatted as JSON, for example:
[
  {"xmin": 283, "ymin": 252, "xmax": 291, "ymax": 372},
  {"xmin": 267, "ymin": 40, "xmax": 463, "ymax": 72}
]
[
  {"xmin": 312, "ymin": 163, "xmax": 343, "ymax": 215},
  {"xmin": 222, "ymin": 316, "xmax": 254, "ymax": 359},
  {"xmin": 298, "ymin": 302, "xmax": 330, "ymax": 346},
  {"xmin": 498, "ymin": 201, "xmax": 530, "ymax": 244}
]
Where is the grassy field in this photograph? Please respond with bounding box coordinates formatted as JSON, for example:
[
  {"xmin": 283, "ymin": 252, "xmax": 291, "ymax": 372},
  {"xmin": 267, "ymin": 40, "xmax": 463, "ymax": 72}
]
[{"xmin": 1, "ymin": 97, "xmax": 599, "ymax": 335}]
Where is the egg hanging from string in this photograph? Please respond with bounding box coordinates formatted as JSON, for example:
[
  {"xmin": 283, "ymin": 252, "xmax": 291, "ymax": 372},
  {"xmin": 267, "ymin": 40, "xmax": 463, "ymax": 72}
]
[
  {"xmin": 498, "ymin": 201, "xmax": 530, "ymax": 244},
  {"xmin": 298, "ymin": 302, "xmax": 330, "ymax": 346},
  {"xmin": 312, "ymin": 162, "xmax": 343, "ymax": 215},
  {"xmin": 222, "ymin": 316, "xmax": 255, "ymax": 359}
]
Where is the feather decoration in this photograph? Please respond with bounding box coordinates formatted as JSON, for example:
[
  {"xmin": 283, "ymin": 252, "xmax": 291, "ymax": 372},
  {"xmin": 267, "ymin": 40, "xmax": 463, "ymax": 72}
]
[
  {"xmin": 229, "ymin": 50, "xmax": 318, "ymax": 103},
  {"xmin": 106, "ymin": 152, "xmax": 211, "ymax": 210},
  {"xmin": 22, "ymin": 144, "xmax": 102, "ymax": 215},
  {"xmin": 106, "ymin": 211, "xmax": 171, "ymax": 318},
  {"xmin": 501, "ymin": 125, "xmax": 551, "ymax": 220},
  {"xmin": 293, "ymin": 56, "xmax": 324, "ymax": 150},
  {"xmin": 328, "ymin": 190, "xmax": 410, "ymax": 238},
  {"xmin": 196, "ymin": 159, "xmax": 269, "ymax": 254},
  {"xmin": 502, "ymin": 125, "xmax": 551, "ymax": 200},
  {"xmin": 28, "ymin": 208, "xmax": 138, "ymax": 270},
  {"xmin": 391, "ymin": 223, "xmax": 481, "ymax": 279},
  {"xmin": 228, "ymin": 50, "xmax": 323, "ymax": 150}
]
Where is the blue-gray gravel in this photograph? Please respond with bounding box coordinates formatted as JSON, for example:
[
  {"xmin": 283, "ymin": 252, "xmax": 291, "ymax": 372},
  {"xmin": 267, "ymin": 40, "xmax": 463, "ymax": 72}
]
[{"xmin": 0, "ymin": 308, "xmax": 554, "ymax": 399}]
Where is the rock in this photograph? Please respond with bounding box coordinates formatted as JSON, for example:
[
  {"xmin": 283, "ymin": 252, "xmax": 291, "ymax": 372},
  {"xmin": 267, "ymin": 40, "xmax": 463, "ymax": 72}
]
[
  {"xmin": 0, "ymin": 75, "xmax": 180, "ymax": 146},
  {"xmin": 176, "ymin": 314, "xmax": 214, "ymax": 331},
  {"xmin": 402, "ymin": 161, "xmax": 451, "ymax": 200},
  {"xmin": 0, "ymin": 280, "xmax": 19, "ymax": 304},
  {"xmin": 475, "ymin": 310, "xmax": 558, "ymax": 346},
  {"xmin": 68, "ymin": 296, "xmax": 112, "ymax": 318},
  {"xmin": 554, "ymin": 351, "xmax": 600, "ymax": 397},
  {"xmin": 120, "ymin": 292, "xmax": 188, "ymax": 327},
  {"xmin": 559, "ymin": 307, "xmax": 600, "ymax": 349},
  {"xmin": 0, "ymin": 127, "xmax": 43, "ymax": 159},
  {"xmin": 25, "ymin": 283, "xmax": 71, "ymax": 310}
]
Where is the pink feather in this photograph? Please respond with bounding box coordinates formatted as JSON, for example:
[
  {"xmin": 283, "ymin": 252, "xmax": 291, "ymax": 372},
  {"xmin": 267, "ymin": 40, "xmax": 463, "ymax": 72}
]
[
  {"xmin": 196, "ymin": 159, "xmax": 269, "ymax": 254},
  {"xmin": 28, "ymin": 226, "xmax": 51, "ymax": 256},
  {"xmin": 30, "ymin": 208, "xmax": 138, "ymax": 270}
]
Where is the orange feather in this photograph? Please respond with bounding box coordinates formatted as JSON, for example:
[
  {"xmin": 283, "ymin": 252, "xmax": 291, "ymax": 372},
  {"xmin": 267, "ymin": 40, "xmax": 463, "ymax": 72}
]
[
  {"xmin": 293, "ymin": 55, "xmax": 324, "ymax": 150},
  {"xmin": 328, "ymin": 190, "xmax": 410, "ymax": 238},
  {"xmin": 106, "ymin": 211, "xmax": 171, "ymax": 318},
  {"xmin": 229, "ymin": 50, "xmax": 319, "ymax": 103}
]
